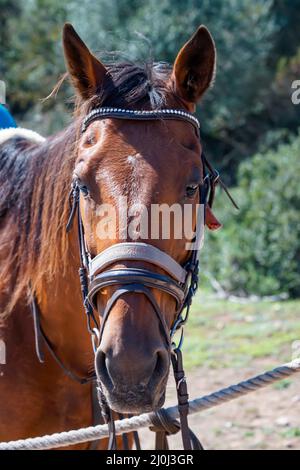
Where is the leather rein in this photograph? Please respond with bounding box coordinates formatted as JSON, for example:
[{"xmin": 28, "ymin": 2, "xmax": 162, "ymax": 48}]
[{"xmin": 30, "ymin": 106, "xmax": 238, "ymax": 450}]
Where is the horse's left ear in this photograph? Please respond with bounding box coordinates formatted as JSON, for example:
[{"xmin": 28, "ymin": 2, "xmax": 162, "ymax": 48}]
[
  {"xmin": 172, "ymin": 25, "xmax": 216, "ymax": 106},
  {"xmin": 62, "ymin": 23, "xmax": 107, "ymax": 100}
]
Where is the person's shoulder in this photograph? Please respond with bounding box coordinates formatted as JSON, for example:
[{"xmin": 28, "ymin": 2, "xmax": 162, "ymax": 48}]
[
  {"xmin": 0, "ymin": 103, "xmax": 8, "ymax": 114},
  {"xmin": 0, "ymin": 104, "xmax": 17, "ymax": 128},
  {"xmin": 0, "ymin": 104, "xmax": 10, "ymax": 118}
]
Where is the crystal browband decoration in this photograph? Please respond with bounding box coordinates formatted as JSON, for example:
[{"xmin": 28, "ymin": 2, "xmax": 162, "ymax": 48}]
[{"xmin": 81, "ymin": 107, "xmax": 200, "ymax": 133}]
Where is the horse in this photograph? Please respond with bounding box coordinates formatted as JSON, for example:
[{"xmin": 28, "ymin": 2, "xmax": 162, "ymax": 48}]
[{"xmin": 0, "ymin": 23, "xmax": 216, "ymax": 449}]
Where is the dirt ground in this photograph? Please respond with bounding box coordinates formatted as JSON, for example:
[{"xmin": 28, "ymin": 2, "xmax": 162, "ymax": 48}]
[{"xmin": 139, "ymin": 360, "xmax": 300, "ymax": 450}]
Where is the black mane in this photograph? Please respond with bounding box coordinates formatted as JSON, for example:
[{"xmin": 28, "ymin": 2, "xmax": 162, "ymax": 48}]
[{"xmin": 90, "ymin": 61, "xmax": 172, "ymax": 110}]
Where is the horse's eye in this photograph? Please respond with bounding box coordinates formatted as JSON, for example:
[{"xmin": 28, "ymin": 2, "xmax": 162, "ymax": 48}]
[
  {"xmin": 80, "ymin": 185, "xmax": 89, "ymax": 198},
  {"xmin": 186, "ymin": 183, "xmax": 199, "ymax": 198},
  {"xmin": 76, "ymin": 179, "xmax": 89, "ymax": 198},
  {"xmin": 83, "ymin": 133, "xmax": 97, "ymax": 147}
]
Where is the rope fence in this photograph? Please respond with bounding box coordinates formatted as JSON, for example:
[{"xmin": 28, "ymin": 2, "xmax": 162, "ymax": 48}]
[{"xmin": 1, "ymin": 358, "xmax": 300, "ymax": 450}]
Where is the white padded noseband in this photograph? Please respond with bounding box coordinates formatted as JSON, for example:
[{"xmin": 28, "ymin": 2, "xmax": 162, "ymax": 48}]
[{"xmin": 89, "ymin": 242, "xmax": 187, "ymax": 284}]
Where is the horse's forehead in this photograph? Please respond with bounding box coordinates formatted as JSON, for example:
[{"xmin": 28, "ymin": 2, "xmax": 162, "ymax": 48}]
[
  {"xmin": 88, "ymin": 120, "xmax": 174, "ymax": 173},
  {"xmin": 80, "ymin": 117, "xmax": 199, "ymax": 201},
  {"xmin": 96, "ymin": 150, "xmax": 158, "ymax": 206}
]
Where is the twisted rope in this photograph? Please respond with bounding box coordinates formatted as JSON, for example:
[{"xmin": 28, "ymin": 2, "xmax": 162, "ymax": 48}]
[{"xmin": 1, "ymin": 358, "xmax": 299, "ymax": 450}]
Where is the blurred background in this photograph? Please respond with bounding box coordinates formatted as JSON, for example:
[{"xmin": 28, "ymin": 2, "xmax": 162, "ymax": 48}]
[{"xmin": 1, "ymin": 0, "xmax": 300, "ymax": 449}]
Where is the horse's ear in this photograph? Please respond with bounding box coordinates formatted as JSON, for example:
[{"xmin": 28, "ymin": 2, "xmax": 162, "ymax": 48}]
[
  {"xmin": 172, "ymin": 25, "xmax": 216, "ymax": 106},
  {"xmin": 62, "ymin": 23, "xmax": 107, "ymax": 100}
]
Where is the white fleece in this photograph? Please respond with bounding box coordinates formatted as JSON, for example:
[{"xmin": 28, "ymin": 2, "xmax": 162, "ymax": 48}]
[{"xmin": 0, "ymin": 127, "xmax": 45, "ymax": 146}]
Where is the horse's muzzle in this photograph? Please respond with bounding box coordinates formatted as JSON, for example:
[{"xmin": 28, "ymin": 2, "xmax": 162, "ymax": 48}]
[{"xmin": 94, "ymin": 345, "xmax": 169, "ymax": 413}]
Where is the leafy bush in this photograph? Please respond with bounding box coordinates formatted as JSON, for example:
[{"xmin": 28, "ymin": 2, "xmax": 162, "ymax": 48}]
[{"xmin": 201, "ymin": 132, "xmax": 300, "ymax": 297}]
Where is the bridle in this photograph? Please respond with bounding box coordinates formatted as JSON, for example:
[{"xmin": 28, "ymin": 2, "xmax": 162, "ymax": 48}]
[
  {"xmin": 66, "ymin": 106, "xmax": 217, "ymax": 450},
  {"xmin": 68, "ymin": 107, "xmax": 207, "ymax": 343},
  {"xmin": 30, "ymin": 106, "xmax": 237, "ymax": 450},
  {"xmin": 69, "ymin": 107, "xmax": 206, "ymax": 337}
]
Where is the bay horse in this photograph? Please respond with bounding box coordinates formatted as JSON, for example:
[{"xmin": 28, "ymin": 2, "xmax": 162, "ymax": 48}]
[{"xmin": 0, "ymin": 23, "xmax": 216, "ymax": 449}]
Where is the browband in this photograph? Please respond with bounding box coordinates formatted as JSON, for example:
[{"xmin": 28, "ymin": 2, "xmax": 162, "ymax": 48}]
[{"xmin": 81, "ymin": 107, "xmax": 200, "ymax": 134}]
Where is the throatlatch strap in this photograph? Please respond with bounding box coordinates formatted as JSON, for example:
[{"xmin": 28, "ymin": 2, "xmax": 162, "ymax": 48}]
[{"xmin": 29, "ymin": 290, "xmax": 95, "ymax": 385}]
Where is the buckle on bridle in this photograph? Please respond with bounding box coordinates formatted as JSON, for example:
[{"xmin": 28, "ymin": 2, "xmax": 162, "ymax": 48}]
[
  {"xmin": 171, "ymin": 325, "xmax": 184, "ymax": 349},
  {"xmin": 66, "ymin": 180, "xmax": 80, "ymax": 233},
  {"xmin": 212, "ymin": 169, "xmax": 220, "ymax": 184},
  {"xmin": 176, "ymin": 375, "xmax": 187, "ymax": 390}
]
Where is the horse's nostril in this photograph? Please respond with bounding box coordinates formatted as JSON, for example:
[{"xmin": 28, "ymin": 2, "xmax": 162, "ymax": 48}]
[
  {"xmin": 95, "ymin": 347, "xmax": 105, "ymax": 375},
  {"xmin": 95, "ymin": 348, "xmax": 114, "ymax": 391},
  {"xmin": 153, "ymin": 348, "xmax": 169, "ymax": 379}
]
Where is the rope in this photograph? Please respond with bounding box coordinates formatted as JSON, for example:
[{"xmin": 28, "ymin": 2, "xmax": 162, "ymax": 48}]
[{"xmin": 1, "ymin": 358, "xmax": 299, "ymax": 450}]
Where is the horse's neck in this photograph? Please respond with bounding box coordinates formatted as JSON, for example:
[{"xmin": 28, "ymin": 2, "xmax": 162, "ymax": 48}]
[
  {"xmin": 35, "ymin": 228, "xmax": 94, "ymax": 374},
  {"xmin": 1, "ymin": 128, "xmax": 94, "ymax": 377}
]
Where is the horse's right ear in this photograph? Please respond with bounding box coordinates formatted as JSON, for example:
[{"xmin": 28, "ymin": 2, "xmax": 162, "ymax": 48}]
[
  {"xmin": 172, "ymin": 25, "xmax": 216, "ymax": 107},
  {"xmin": 62, "ymin": 23, "xmax": 107, "ymax": 100}
]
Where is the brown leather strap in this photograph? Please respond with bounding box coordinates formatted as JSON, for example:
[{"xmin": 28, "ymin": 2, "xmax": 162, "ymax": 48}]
[
  {"xmin": 132, "ymin": 430, "xmax": 141, "ymax": 450},
  {"xmin": 117, "ymin": 413, "xmax": 129, "ymax": 450},
  {"xmin": 155, "ymin": 432, "xmax": 169, "ymax": 450},
  {"xmin": 108, "ymin": 414, "xmax": 117, "ymax": 450},
  {"xmin": 29, "ymin": 290, "xmax": 95, "ymax": 384},
  {"xmin": 171, "ymin": 348, "xmax": 192, "ymax": 450},
  {"xmin": 88, "ymin": 382, "xmax": 104, "ymax": 450},
  {"xmin": 29, "ymin": 288, "xmax": 45, "ymax": 364},
  {"xmin": 149, "ymin": 408, "xmax": 180, "ymax": 450},
  {"xmin": 149, "ymin": 405, "xmax": 204, "ymax": 450},
  {"xmin": 202, "ymin": 153, "xmax": 239, "ymax": 210}
]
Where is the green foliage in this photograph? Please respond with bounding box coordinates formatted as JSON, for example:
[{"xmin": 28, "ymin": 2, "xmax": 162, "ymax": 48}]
[
  {"xmin": 2, "ymin": 0, "xmax": 299, "ymax": 163},
  {"xmin": 1, "ymin": 0, "xmax": 278, "ymax": 141},
  {"xmin": 271, "ymin": 0, "xmax": 300, "ymax": 63},
  {"xmin": 1, "ymin": 1, "xmax": 69, "ymax": 133},
  {"xmin": 273, "ymin": 379, "xmax": 291, "ymax": 390},
  {"xmin": 68, "ymin": 0, "xmax": 277, "ymax": 172},
  {"xmin": 202, "ymin": 132, "xmax": 300, "ymax": 297},
  {"xmin": 281, "ymin": 427, "xmax": 300, "ymax": 438}
]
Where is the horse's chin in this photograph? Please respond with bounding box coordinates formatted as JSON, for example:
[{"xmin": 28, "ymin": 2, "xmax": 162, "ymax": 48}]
[{"xmin": 102, "ymin": 386, "xmax": 166, "ymax": 415}]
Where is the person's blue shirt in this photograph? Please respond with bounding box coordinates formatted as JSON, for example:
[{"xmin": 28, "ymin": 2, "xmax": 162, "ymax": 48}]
[{"xmin": 0, "ymin": 104, "xmax": 17, "ymax": 129}]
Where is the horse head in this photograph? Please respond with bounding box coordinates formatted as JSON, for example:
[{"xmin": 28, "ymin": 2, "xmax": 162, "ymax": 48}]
[{"xmin": 63, "ymin": 23, "xmax": 216, "ymax": 414}]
